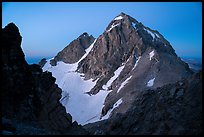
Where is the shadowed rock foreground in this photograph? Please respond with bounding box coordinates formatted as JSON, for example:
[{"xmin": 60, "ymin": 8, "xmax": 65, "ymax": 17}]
[
  {"xmin": 2, "ymin": 23, "xmax": 88, "ymax": 135},
  {"xmin": 84, "ymin": 71, "xmax": 202, "ymax": 135}
]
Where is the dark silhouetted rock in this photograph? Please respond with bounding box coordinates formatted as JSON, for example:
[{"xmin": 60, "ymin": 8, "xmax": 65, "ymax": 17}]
[
  {"xmin": 38, "ymin": 58, "xmax": 47, "ymax": 68},
  {"xmin": 1, "ymin": 23, "xmax": 88, "ymax": 135}
]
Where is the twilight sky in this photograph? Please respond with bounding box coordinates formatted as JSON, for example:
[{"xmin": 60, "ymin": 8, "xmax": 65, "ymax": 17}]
[{"xmin": 2, "ymin": 2, "xmax": 202, "ymax": 60}]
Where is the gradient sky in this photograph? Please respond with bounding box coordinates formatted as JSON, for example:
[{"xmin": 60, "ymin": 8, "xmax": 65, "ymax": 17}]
[{"xmin": 2, "ymin": 2, "xmax": 202, "ymax": 59}]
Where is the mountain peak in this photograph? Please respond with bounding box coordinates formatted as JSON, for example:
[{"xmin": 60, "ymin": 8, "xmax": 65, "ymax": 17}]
[
  {"xmin": 50, "ymin": 32, "xmax": 95, "ymax": 65},
  {"xmin": 113, "ymin": 12, "xmax": 129, "ymax": 21},
  {"xmin": 120, "ymin": 12, "xmax": 126, "ymax": 15},
  {"xmin": 3, "ymin": 22, "xmax": 21, "ymax": 39},
  {"xmin": 118, "ymin": 12, "xmax": 128, "ymax": 17},
  {"xmin": 79, "ymin": 32, "xmax": 89, "ymax": 38},
  {"xmin": 105, "ymin": 12, "xmax": 138, "ymax": 33},
  {"xmin": 42, "ymin": 13, "xmax": 194, "ymax": 128},
  {"xmin": 4, "ymin": 22, "xmax": 18, "ymax": 30},
  {"xmin": 114, "ymin": 12, "xmax": 138, "ymax": 22},
  {"xmin": 2, "ymin": 22, "xmax": 22, "ymax": 51}
]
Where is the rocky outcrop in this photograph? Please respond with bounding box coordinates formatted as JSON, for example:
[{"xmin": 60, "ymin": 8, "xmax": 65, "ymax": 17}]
[
  {"xmin": 28, "ymin": 64, "xmax": 73, "ymax": 131},
  {"xmin": 50, "ymin": 32, "xmax": 95, "ymax": 66},
  {"xmin": 38, "ymin": 58, "xmax": 47, "ymax": 68},
  {"xmin": 1, "ymin": 23, "xmax": 88, "ymax": 135},
  {"xmin": 2, "ymin": 23, "xmax": 34, "ymax": 120},
  {"xmin": 84, "ymin": 71, "xmax": 202, "ymax": 135}
]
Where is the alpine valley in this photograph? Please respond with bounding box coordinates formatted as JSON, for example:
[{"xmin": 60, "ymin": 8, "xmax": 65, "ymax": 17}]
[{"xmin": 2, "ymin": 12, "xmax": 202, "ymax": 135}]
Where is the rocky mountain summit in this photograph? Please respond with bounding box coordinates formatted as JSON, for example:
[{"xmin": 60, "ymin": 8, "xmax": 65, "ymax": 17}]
[
  {"xmin": 42, "ymin": 12, "xmax": 195, "ymax": 129},
  {"xmin": 50, "ymin": 32, "xmax": 95, "ymax": 66},
  {"xmin": 77, "ymin": 12, "xmax": 192, "ymax": 94},
  {"xmin": 2, "ymin": 23, "xmax": 88, "ymax": 135}
]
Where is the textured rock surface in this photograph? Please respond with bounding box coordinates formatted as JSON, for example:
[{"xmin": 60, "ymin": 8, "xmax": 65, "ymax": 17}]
[
  {"xmin": 1, "ymin": 23, "xmax": 88, "ymax": 135},
  {"xmin": 44, "ymin": 12, "xmax": 194, "ymax": 126},
  {"xmin": 84, "ymin": 71, "xmax": 202, "ymax": 135},
  {"xmin": 50, "ymin": 32, "xmax": 95, "ymax": 66},
  {"xmin": 75, "ymin": 12, "xmax": 192, "ymax": 116},
  {"xmin": 29, "ymin": 64, "xmax": 73, "ymax": 131},
  {"xmin": 77, "ymin": 12, "xmax": 192, "ymax": 95}
]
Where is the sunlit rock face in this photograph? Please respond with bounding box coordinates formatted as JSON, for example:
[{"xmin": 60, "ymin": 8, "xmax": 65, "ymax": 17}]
[
  {"xmin": 50, "ymin": 32, "xmax": 95, "ymax": 66},
  {"xmin": 42, "ymin": 12, "xmax": 194, "ymax": 131}
]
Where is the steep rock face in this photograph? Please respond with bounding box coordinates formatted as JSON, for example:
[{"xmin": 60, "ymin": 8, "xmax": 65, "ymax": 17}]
[
  {"xmin": 50, "ymin": 32, "xmax": 95, "ymax": 66},
  {"xmin": 77, "ymin": 12, "xmax": 192, "ymax": 95},
  {"xmin": 43, "ymin": 12, "xmax": 193, "ymax": 125},
  {"xmin": 74, "ymin": 13, "xmax": 192, "ymax": 117},
  {"xmin": 84, "ymin": 71, "xmax": 202, "ymax": 135},
  {"xmin": 2, "ymin": 23, "xmax": 34, "ymax": 119},
  {"xmin": 29, "ymin": 64, "xmax": 73, "ymax": 131},
  {"xmin": 1, "ymin": 23, "xmax": 87, "ymax": 134}
]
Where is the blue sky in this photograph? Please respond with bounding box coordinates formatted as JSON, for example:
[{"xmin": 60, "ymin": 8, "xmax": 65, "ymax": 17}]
[{"xmin": 2, "ymin": 2, "xmax": 202, "ymax": 60}]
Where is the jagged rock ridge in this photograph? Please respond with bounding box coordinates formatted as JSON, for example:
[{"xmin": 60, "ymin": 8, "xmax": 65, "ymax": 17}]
[
  {"xmin": 50, "ymin": 32, "xmax": 95, "ymax": 66},
  {"xmin": 2, "ymin": 23, "xmax": 88, "ymax": 135}
]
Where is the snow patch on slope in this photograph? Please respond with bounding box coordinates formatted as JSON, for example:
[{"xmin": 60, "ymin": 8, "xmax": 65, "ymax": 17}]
[
  {"xmin": 103, "ymin": 65, "xmax": 125, "ymax": 90},
  {"xmin": 147, "ymin": 78, "xmax": 155, "ymax": 87},
  {"xmin": 149, "ymin": 50, "xmax": 155, "ymax": 61},
  {"xmin": 144, "ymin": 28, "xmax": 155, "ymax": 40},
  {"xmin": 101, "ymin": 98, "xmax": 123, "ymax": 120},
  {"xmin": 43, "ymin": 39, "xmax": 97, "ymax": 73},
  {"xmin": 132, "ymin": 56, "xmax": 141, "ymax": 70},
  {"xmin": 114, "ymin": 16, "xmax": 123, "ymax": 20},
  {"xmin": 155, "ymin": 33, "xmax": 160, "ymax": 38},
  {"xmin": 78, "ymin": 39, "xmax": 97, "ymax": 62},
  {"xmin": 107, "ymin": 23, "xmax": 120, "ymax": 32},
  {"xmin": 117, "ymin": 75, "xmax": 132, "ymax": 93},
  {"xmin": 144, "ymin": 28, "xmax": 160, "ymax": 41},
  {"xmin": 132, "ymin": 22, "xmax": 137, "ymax": 30}
]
